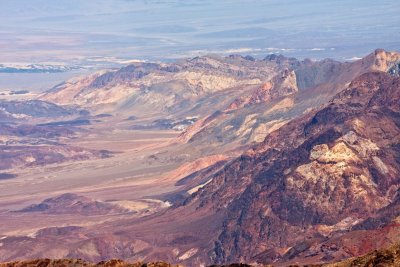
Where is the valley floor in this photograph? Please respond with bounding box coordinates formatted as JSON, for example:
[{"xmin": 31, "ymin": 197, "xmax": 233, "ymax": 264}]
[{"xmin": 0, "ymin": 125, "xmax": 189, "ymax": 237}]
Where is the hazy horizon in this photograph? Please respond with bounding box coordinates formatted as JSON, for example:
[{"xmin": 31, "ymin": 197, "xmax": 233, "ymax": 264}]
[{"xmin": 1, "ymin": 0, "xmax": 399, "ymax": 65}]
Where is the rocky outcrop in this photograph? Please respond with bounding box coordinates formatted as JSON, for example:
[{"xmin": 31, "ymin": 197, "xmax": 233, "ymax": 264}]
[{"xmin": 366, "ymin": 49, "xmax": 400, "ymax": 73}]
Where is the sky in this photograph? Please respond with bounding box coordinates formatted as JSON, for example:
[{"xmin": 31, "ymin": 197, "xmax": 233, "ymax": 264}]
[{"xmin": 0, "ymin": 0, "xmax": 399, "ymax": 65}]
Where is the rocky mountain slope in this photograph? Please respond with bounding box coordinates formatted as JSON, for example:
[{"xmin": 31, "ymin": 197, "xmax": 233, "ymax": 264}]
[
  {"xmin": 179, "ymin": 50, "xmax": 400, "ymax": 149},
  {"xmin": 38, "ymin": 50, "xmax": 400, "ymax": 153},
  {"xmin": 40, "ymin": 55, "xmax": 281, "ymax": 115},
  {"xmin": 177, "ymin": 71, "xmax": 400, "ymax": 265},
  {"xmin": 0, "ymin": 50, "xmax": 399, "ymax": 266}
]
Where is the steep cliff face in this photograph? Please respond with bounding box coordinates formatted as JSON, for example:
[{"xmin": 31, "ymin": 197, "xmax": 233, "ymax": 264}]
[{"xmin": 182, "ymin": 72, "xmax": 400, "ymax": 264}]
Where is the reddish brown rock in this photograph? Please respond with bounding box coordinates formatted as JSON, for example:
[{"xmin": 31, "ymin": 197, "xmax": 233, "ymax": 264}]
[{"xmin": 181, "ymin": 72, "xmax": 400, "ymax": 265}]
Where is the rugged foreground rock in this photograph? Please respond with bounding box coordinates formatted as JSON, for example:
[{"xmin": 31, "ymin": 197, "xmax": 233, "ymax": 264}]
[
  {"xmin": 321, "ymin": 243, "xmax": 400, "ymax": 267},
  {"xmin": 1, "ymin": 242, "xmax": 399, "ymax": 266},
  {"xmin": 0, "ymin": 259, "xmax": 180, "ymax": 267}
]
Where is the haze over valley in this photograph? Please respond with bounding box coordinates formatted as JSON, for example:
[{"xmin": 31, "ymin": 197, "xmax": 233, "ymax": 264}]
[{"xmin": 0, "ymin": 1, "xmax": 400, "ymax": 267}]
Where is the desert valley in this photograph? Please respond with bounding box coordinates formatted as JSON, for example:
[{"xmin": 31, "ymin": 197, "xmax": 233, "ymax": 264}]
[{"xmin": 0, "ymin": 48, "xmax": 399, "ymax": 266}]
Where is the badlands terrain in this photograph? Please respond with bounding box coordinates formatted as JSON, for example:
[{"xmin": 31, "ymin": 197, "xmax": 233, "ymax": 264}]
[{"xmin": 0, "ymin": 49, "xmax": 399, "ymax": 266}]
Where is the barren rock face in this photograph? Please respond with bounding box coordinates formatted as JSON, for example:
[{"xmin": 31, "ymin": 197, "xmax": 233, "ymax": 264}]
[{"xmin": 370, "ymin": 49, "xmax": 400, "ymax": 72}]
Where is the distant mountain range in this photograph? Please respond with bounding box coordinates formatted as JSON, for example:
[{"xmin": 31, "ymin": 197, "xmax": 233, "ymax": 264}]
[{"xmin": 0, "ymin": 64, "xmax": 83, "ymax": 73}]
